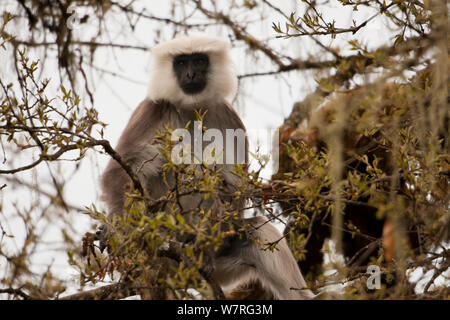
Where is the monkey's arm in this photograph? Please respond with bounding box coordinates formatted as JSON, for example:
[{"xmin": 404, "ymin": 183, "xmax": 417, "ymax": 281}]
[{"xmin": 101, "ymin": 99, "xmax": 168, "ymax": 215}]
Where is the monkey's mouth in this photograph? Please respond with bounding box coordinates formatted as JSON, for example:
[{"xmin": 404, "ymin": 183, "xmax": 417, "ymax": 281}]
[{"xmin": 181, "ymin": 82, "xmax": 206, "ymax": 95}]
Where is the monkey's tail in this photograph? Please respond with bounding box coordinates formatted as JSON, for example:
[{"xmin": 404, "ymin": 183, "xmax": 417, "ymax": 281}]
[{"xmin": 246, "ymin": 216, "xmax": 315, "ymax": 300}]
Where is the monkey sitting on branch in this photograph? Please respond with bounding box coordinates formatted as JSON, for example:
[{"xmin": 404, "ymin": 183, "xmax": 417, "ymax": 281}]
[{"xmin": 99, "ymin": 36, "xmax": 314, "ymax": 300}]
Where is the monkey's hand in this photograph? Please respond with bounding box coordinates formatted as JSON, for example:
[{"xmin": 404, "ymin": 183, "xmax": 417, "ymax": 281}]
[
  {"xmin": 95, "ymin": 225, "xmax": 110, "ymax": 253},
  {"xmin": 199, "ymin": 247, "xmax": 216, "ymax": 280}
]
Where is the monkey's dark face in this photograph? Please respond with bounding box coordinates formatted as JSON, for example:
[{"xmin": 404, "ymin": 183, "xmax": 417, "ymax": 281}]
[{"xmin": 173, "ymin": 53, "xmax": 209, "ymax": 95}]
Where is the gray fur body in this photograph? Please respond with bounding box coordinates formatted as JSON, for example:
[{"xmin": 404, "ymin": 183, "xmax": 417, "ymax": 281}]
[
  {"xmin": 100, "ymin": 36, "xmax": 314, "ymax": 300},
  {"xmin": 101, "ymin": 98, "xmax": 245, "ymax": 217}
]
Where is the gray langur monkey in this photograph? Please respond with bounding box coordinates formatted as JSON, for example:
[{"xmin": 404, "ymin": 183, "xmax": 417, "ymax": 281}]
[{"xmin": 100, "ymin": 36, "xmax": 314, "ymax": 300}]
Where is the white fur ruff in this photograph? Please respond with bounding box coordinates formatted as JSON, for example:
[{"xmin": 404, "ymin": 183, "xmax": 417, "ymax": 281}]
[{"xmin": 147, "ymin": 36, "xmax": 238, "ymax": 107}]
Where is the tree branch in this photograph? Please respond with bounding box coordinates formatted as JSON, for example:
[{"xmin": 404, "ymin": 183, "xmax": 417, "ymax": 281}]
[{"xmin": 59, "ymin": 283, "xmax": 137, "ymax": 300}]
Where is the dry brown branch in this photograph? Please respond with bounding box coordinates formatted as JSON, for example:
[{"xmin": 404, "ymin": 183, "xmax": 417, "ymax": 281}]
[{"xmin": 59, "ymin": 282, "xmax": 137, "ymax": 300}]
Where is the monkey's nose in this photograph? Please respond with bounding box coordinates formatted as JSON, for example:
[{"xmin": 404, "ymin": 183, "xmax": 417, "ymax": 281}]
[{"xmin": 186, "ymin": 72, "xmax": 196, "ymax": 80}]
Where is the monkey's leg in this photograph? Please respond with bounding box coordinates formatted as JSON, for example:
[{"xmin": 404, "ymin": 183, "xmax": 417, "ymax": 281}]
[{"xmin": 213, "ymin": 216, "xmax": 315, "ymax": 300}]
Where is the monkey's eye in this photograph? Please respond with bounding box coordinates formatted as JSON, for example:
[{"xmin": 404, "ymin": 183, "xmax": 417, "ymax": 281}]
[
  {"xmin": 194, "ymin": 58, "xmax": 206, "ymax": 66},
  {"xmin": 176, "ymin": 60, "xmax": 185, "ymax": 66}
]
